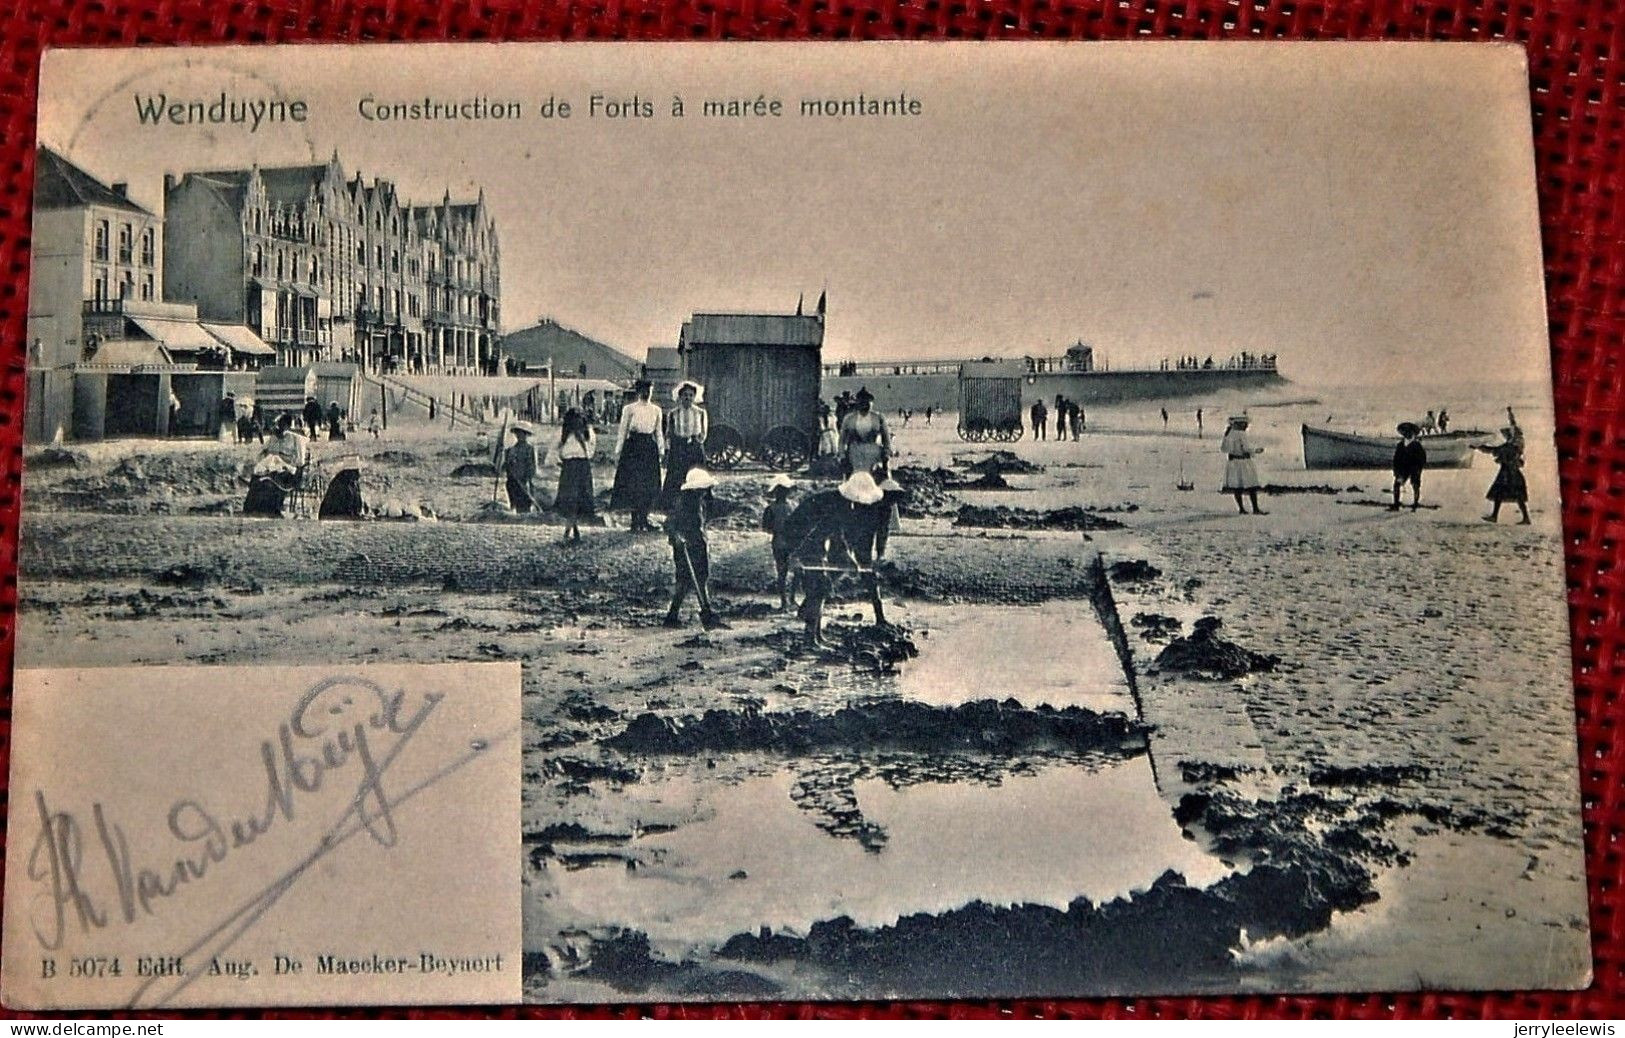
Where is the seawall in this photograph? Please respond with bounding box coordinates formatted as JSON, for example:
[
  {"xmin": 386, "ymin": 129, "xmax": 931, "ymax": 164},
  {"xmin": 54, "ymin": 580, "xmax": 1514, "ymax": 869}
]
[{"xmin": 823, "ymin": 369, "xmax": 1287, "ymax": 412}]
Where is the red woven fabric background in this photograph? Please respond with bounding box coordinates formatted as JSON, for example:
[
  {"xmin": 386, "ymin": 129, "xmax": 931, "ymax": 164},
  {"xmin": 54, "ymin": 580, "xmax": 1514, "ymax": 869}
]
[{"xmin": 0, "ymin": 0, "xmax": 1621, "ymax": 1023}]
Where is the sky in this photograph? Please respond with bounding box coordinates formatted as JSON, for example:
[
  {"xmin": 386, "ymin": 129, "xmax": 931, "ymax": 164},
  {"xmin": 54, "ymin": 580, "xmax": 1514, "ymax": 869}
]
[{"xmin": 36, "ymin": 41, "xmax": 1552, "ymax": 386}]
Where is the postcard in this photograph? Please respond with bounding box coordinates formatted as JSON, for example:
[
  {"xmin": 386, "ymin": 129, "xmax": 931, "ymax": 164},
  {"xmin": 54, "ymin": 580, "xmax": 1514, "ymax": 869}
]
[{"xmin": 10, "ymin": 40, "xmax": 1588, "ymax": 1006}]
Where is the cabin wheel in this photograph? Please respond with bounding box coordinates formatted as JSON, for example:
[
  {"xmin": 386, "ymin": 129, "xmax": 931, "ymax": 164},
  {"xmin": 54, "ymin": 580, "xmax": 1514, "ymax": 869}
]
[
  {"xmin": 707, "ymin": 424, "xmax": 747, "ymax": 469},
  {"xmin": 759, "ymin": 425, "xmax": 812, "ymax": 471}
]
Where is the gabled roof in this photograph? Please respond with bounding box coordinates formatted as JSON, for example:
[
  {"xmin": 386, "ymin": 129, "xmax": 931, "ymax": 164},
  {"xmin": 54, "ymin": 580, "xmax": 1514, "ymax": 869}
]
[
  {"xmin": 680, "ymin": 313, "xmax": 825, "ymax": 349},
  {"xmin": 501, "ymin": 318, "xmax": 640, "ymax": 378},
  {"xmin": 256, "ymin": 164, "xmax": 330, "ymax": 206},
  {"xmin": 34, "ymin": 148, "xmax": 151, "ymax": 215}
]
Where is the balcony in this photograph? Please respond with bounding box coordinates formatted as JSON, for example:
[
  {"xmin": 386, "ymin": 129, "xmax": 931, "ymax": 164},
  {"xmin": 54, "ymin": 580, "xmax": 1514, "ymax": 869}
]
[
  {"xmin": 428, "ymin": 308, "xmax": 455, "ymax": 325},
  {"xmin": 83, "ymin": 298, "xmax": 125, "ymax": 314},
  {"xmin": 297, "ymin": 329, "xmax": 317, "ymax": 346}
]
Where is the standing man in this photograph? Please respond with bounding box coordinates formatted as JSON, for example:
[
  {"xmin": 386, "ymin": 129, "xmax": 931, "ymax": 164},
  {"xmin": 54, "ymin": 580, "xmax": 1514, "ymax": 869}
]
[
  {"xmin": 1196, "ymin": 407, "xmax": 1205, "ymax": 439},
  {"xmin": 302, "ymin": 395, "xmax": 322, "ymax": 440},
  {"xmin": 665, "ymin": 467, "xmax": 727, "ymax": 630},
  {"xmin": 167, "ymin": 388, "xmax": 183, "ymax": 437},
  {"xmin": 1030, "ymin": 398, "xmax": 1048, "ymax": 441},
  {"xmin": 611, "ymin": 379, "xmax": 665, "ymax": 533},
  {"xmin": 661, "ymin": 379, "xmax": 708, "ymax": 508},
  {"xmin": 1161, "ymin": 407, "xmax": 1169, "ymax": 430},
  {"xmin": 502, "ymin": 421, "xmax": 538, "ymax": 513}
]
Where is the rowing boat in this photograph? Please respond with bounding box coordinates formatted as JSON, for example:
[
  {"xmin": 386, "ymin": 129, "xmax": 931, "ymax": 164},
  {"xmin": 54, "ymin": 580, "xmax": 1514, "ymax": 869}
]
[{"xmin": 1300, "ymin": 424, "xmax": 1490, "ymax": 470}]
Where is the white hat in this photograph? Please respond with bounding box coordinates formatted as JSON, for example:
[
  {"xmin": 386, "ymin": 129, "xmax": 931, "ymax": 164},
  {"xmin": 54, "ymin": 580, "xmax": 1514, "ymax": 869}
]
[
  {"xmin": 767, "ymin": 474, "xmax": 795, "ymax": 491},
  {"xmin": 680, "ymin": 467, "xmax": 717, "ymax": 491},
  {"xmin": 838, "ymin": 471, "xmax": 884, "ymax": 505},
  {"xmin": 511, "ymin": 420, "xmax": 535, "ymax": 435},
  {"xmin": 672, "ymin": 380, "xmax": 706, "ymax": 404}
]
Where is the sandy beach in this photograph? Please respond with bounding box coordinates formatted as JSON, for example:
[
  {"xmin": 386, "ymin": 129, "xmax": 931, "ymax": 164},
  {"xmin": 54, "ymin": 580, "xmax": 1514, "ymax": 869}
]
[{"xmin": 16, "ymin": 382, "xmax": 1590, "ymax": 1000}]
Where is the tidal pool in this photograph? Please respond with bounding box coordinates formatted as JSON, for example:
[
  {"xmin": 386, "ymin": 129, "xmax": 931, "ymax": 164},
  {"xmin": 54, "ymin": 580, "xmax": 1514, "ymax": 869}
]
[
  {"xmin": 899, "ymin": 603, "xmax": 1132, "ymax": 714},
  {"xmin": 529, "ymin": 753, "xmax": 1231, "ymax": 956}
]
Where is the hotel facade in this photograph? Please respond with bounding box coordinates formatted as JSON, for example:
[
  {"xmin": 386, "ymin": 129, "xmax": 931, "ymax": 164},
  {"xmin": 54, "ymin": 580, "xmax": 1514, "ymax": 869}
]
[{"xmin": 162, "ymin": 154, "xmax": 502, "ymax": 373}]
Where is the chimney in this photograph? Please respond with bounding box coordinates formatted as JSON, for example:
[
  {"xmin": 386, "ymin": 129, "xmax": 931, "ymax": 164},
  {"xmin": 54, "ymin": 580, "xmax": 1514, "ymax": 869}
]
[
  {"xmin": 163, "ymin": 173, "xmax": 176, "ymax": 195},
  {"xmin": 112, "ymin": 182, "xmax": 128, "ymax": 198}
]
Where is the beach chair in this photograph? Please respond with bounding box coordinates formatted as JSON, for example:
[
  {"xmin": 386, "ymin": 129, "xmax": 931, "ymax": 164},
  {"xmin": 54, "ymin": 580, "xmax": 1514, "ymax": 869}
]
[{"xmin": 284, "ymin": 459, "xmax": 327, "ymax": 519}]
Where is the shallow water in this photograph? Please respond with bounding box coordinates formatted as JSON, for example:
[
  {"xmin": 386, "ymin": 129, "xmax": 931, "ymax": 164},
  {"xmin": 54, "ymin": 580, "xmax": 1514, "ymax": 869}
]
[
  {"xmin": 530, "ymin": 754, "xmax": 1231, "ymax": 953},
  {"xmin": 899, "ymin": 605, "xmax": 1132, "ymax": 714}
]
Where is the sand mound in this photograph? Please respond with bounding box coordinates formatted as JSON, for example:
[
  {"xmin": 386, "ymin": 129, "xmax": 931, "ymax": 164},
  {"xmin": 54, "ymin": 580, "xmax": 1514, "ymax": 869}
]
[
  {"xmin": 602, "ymin": 699, "xmax": 1144, "ymax": 756},
  {"xmin": 953, "ymin": 505, "xmax": 1125, "ymax": 532},
  {"xmin": 1151, "ymin": 616, "xmax": 1279, "ymax": 679},
  {"xmin": 957, "ymin": 450, "xmax": 1044, "ymax": 476}
]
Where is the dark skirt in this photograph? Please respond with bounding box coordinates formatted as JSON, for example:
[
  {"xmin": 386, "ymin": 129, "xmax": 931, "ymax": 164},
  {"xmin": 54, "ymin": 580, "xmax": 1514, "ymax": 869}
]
[
  {"xmin": 661, "ymin": 438, "xmax": 706, "ymax": 507},
  {"xmin": 319, "ymin": 469, "xmax": 366, "ymax": 519},
  {"xmin": 555, "ymin": 457, "xmax": 597, "ymax": 517},
  {"xmin": 507, "ymin": 474, "xmax": 536, "ymax": 513},
  {"xmin": 243, "ymin": 475, "xmax": 290, "ymax": 517},
  {"xmin": 1487, "ymin": 465, "xmax": 1528, "ymax": 503},
  {"xmin": 610, "ymin": 432, "xmax": 661, "ymax": 511}
]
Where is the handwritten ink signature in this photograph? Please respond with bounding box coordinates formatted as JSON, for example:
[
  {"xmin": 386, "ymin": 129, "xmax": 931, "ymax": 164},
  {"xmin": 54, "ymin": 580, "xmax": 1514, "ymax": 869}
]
[{"xmin": 20, "ymin": 673, "xmax": 499, "ymax": 1008}]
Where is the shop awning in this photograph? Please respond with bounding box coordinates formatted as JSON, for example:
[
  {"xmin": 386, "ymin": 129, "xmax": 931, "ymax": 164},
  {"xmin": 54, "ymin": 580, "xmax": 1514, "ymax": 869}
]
[
  {"xmin": 127, "ymin": 317, "xmax": 226, "ymax": 356},
  {"xmin": 86, "ymin": 341, "xmax": 173, "ymax": 367},
  {"xmin": 201, "ymin": 323, "xmax": 277, "ymax": 357}
]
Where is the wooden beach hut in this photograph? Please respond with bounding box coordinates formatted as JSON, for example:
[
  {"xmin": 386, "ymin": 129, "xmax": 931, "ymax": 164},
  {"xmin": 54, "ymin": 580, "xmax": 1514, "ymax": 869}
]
[{"xmin": 677, "ymin": 310, "xmax": 825, "ymax": 469}]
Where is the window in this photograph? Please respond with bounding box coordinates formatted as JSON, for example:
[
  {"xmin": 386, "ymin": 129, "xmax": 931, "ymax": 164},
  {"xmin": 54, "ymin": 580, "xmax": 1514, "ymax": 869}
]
[
  {"xmin": 391, "ymin": 250, "xmax": 399, "ymax": 274},
  {"xmin": 252, "ymin": 245, "xmax": 263, "ymax": 276},
  {"xmin": 117, "ymin": 223, "xmax": 133, "ymax": 263},
  {"xmin": 93, "ymin": 269, "xmax": 108, "ymax": 302},
  {"xmin": 356, "ymin": 242, "xmax": 365, "ymax": 265},
  {"xmin": 94, "ymin": 220, "xmax": 109, "ymax": 261},
  {"xmin": 119, "ymin": 271, "xmax": 134, "ymax": 299},
  {"xmin": 276, "ymin": 251, "xmax": 284, "ymax": 280},
  {"xmin": 375, "ymin": 244, "xmax": 383, "ymax": 268},
  {"xmin": 254, "ymin": 210, "xmax": 262, "ymax": 234},
  {"xmin": 140, "ymin": 228, "xmax": 155, "ymax": 266},
  {"xmin": 140, "ymin": 274, "xmax": 154, "ymax": 301}
]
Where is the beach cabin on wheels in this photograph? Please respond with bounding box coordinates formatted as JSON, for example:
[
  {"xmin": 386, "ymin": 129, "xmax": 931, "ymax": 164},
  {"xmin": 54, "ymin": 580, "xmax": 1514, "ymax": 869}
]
[
  {"xmin": 957, "ymin": 360, "xmax": 1027, "ymax": 441},
  {"xmin": 255, "ymin": 365, "xmax": 318, "ymax": 425},
  {"xmin": 677, "ymin": 309, "xmax": 825, "ymax": 470}
]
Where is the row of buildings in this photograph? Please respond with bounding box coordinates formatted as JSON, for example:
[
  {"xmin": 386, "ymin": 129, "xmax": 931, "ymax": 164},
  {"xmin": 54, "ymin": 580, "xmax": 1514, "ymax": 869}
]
[{"xmin": 25, "ymin": 147, "xmax": 502, "ymax": 442}]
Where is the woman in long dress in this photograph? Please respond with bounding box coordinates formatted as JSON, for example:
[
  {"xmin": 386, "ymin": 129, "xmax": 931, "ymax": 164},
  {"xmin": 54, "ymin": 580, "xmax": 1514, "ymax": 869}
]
[
  {"xmin": 551, "ymin": 408, "xmax": 597, "ymax": 543},
  {"xmin": 839, "ymin": 387, "xmax": 890, "ymax": 477},
  {"xmin": 1477, "ymin": 426, "xmax": 1531, "ymax": 524},
  {"xmin": 1220, "ymin": 414, "xmax": 1267, "ymax": 516},
  {"xmin": 661, "ymin": 380, "xmax": 708, "ymax": 508},
  {"xmin": 610, "ymin": 379, "xmax": 665, "ymax": 532}
]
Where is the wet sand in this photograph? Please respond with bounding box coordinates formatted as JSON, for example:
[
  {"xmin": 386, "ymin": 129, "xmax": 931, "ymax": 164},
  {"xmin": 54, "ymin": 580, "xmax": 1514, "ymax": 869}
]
[{"xmin": 16, "ymin": 389, "xmax": 1591, "ymax": 999}]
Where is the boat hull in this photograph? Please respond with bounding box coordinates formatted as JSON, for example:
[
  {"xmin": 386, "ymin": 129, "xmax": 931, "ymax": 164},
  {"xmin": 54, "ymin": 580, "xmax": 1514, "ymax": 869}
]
[{"xmin": 1301, "ymin": 424, "xmax": 1479, "ymax": 470}]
